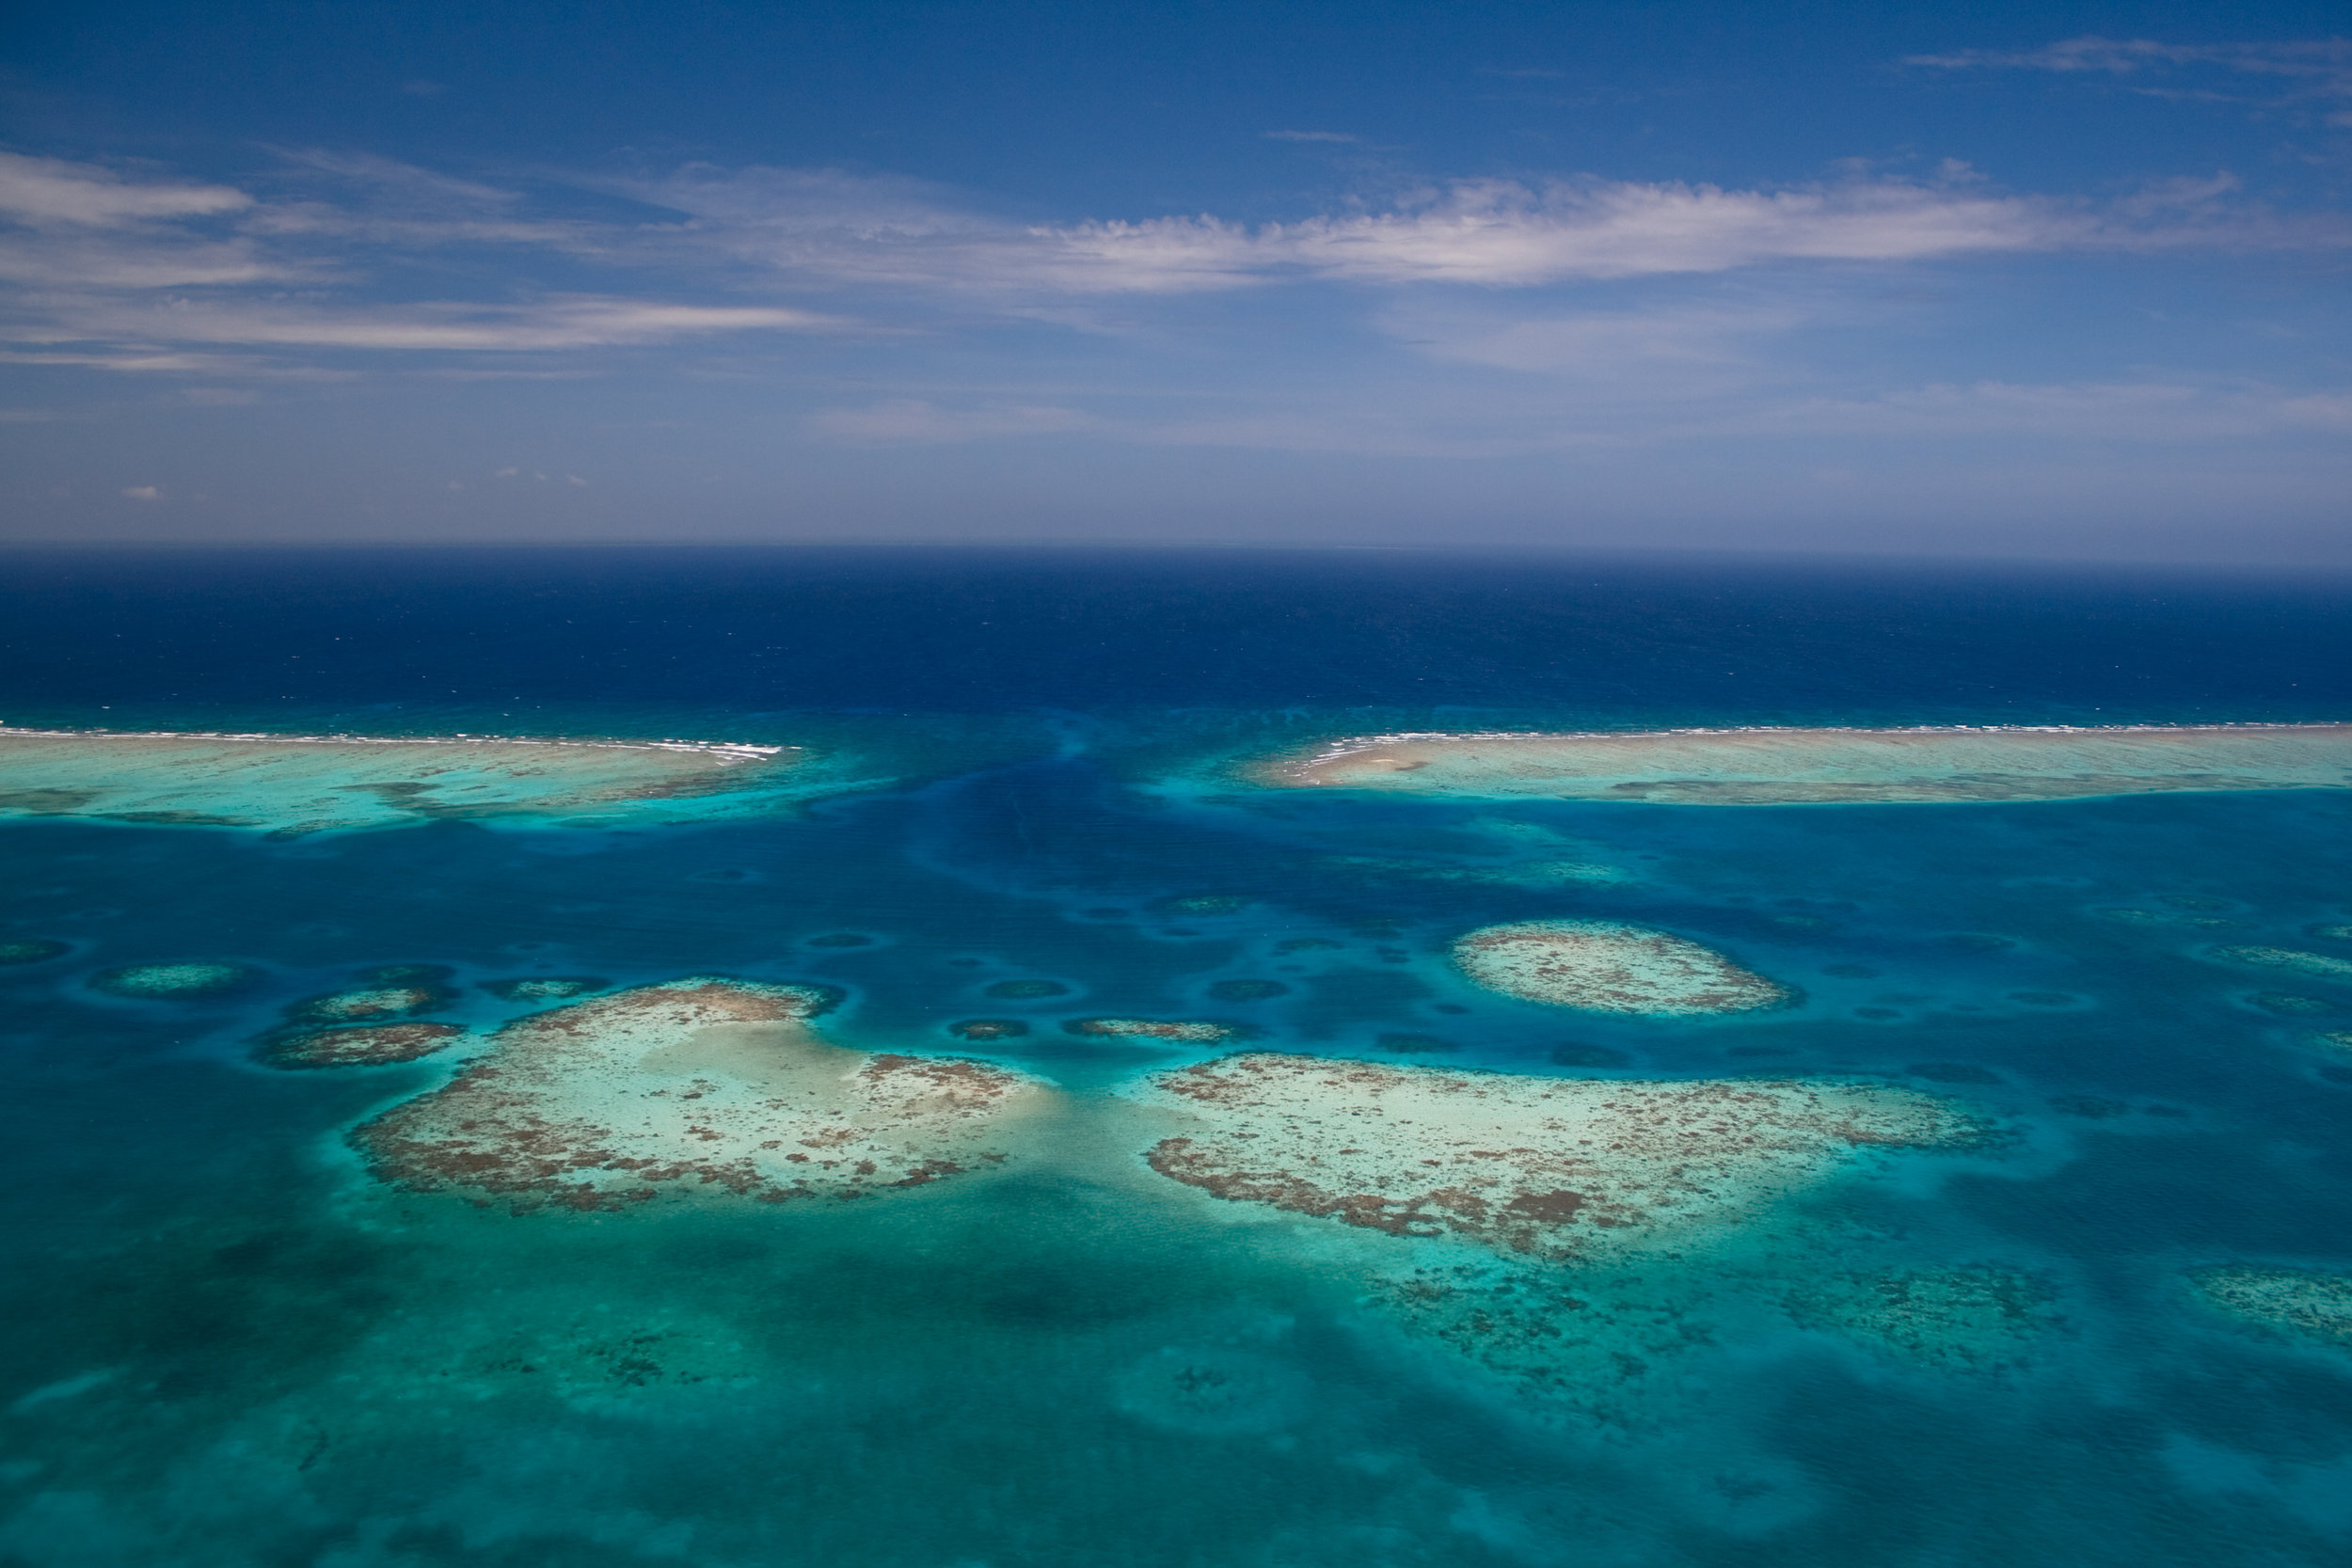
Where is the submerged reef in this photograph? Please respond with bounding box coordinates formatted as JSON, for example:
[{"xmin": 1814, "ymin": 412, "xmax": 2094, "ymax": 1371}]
[
  {"xmin": 481, "ymin": 976, "xmax": 607, "ymax": 1002},
  {"xmin": 1066, "ymin": 1017, "xmax": 1245, "ymax": 1044},
  {"xmin": 2188, "ymin": 1265, "xmax": 2352, "ymax": 1349},
  {"xmin": 89, "ymin": 961, "xmax": 256, "ymax": 998},
  {"xmin": 0, "ymin": 729, "xmax": 809, "ymax": 834},
  {"xmin": 1130, "ymin": 1054, "xmax": 1988, "ymax": 1264},
  {"xmin": 2210, "ymin": 946, "xmax": 2352, "ymax": 982},
  {"xmin": 1258, "ymin": 723, "xmax": 2352, "ymax": 803},
  {"xmin": 1452, "ymin": 920, "xmax": 1790, "ymax": 1015},
  {"xmin": 355, "ymin": 978, "xmax": 1041, "ymax": 1211},
  {"xmin": 0, "ymin": 939, "xmax": 69, "ymax": 965},
  {"xmin": 947, "ymin": 1018, "xmax": 1029, "ymax": 1041},
  {"xmin": 259, "ymin": 1022, "xmax": 467, "ymax": 1069},
  {"xmin": 294, "ymin": 984, "xmax": 449, "ymax": 1022},
  {"xmin": 1781, "ymin": 1268, "xmax": 2058, "ymax": 1371}
]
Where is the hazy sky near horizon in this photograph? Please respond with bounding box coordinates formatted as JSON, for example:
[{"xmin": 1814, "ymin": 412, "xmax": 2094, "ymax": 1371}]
[{"xmin": 2, "ymin": 2, "xmax": 2347, "ymax": 558}]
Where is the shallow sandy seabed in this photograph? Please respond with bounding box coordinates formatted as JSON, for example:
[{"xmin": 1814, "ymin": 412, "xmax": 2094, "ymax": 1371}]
[
  {"xmin": 1452, "ymin": 920, "xmax": 1790, "ymax": 1015},
  {"xmin": 1260, "ymin": 724, "xmax": 2352, "ymax": 804},
  {"xmin": 357, "ymin": 979, "xmax": 1045, "ymax": 1211},
  {"xmin": 1128, "ymin": 1053, "xmax": 1987, "ymax": 1265},
  {"xmin": 2188, "ymin": 1265, "xmax": 2352, "ymax": 1348},
  {"xmin": 0, "ymin": 729, "xmax": 811, "ymax": 834}
]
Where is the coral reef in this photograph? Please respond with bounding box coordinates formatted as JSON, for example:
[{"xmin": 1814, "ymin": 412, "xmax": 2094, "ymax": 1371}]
[
  {"xmin": 2187, "ymin": 1265, "xmax": 2352, "ymax": 1349},
  {"xmin": 1065, "ymin": 1017, "xmax": 1243, "ymax": 1043},
  {"xmin": 1130, "ymin": 1054, "xmax": 1988, "ymax": 1264},
  {"xmin": 481, "ymin": 976, "xmax": 607, "ymax": 1002},
  {"xmin": 1781, "ymin": 1267, "xmax": 2058, "ymax": 1371},
  {"xmin": 2210, "ymin": 946, "xmax": 2352, "ymax": 982},
  {"xmin": 947, "ymin": 1018, "xmax": 1028, "ymax": 1041},
  {"xmin": 1260, "ymin": 724, "xmax": 2352, "ymax": 803},
  {"xmin": 355, "ymin": 977, "xmax": 1041, "ymax": 1211},
  {"xmin": 0, "ymin": 939, "xmax": 69, "ymax": 965},
  {"xmin": 1452, "ymin": 920, "xmax": 1791, "ymax": 1015}
]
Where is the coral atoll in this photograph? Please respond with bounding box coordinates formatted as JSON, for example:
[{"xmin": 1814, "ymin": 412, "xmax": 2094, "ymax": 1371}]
[
  {"xmin": 1452, "ymin": 920, "xmax": 1790, "ymax": 1015},
  {"xmin": 356, "ymin": 977, "xmax": 1041, "ymax": 1211}
]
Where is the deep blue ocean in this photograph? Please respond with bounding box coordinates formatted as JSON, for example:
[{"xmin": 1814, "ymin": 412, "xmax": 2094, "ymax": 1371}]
[{"xmin": 2, "ymin": 547, "xmax": 2350, "ymax": 1567}]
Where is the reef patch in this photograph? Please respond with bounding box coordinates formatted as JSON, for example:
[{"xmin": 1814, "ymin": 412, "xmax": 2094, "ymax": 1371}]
[
  {"xmin": 1781, "ymin": 1267, "xmax": 2058, "ymax": 1371},
  {"xmin": 1066, "ymin": 1017, "xmax": 1245, "ymax": 1044},
  {"xmin": 0, "ymin": 939, "xmax": 69, "ymax": 966},
  {"xmin": 1130, "ymin": 1054, "xmax": 1988, "ymax": 1263},
  {"xmin": 354, "ymin": 977, "xmax": 1042, "ymax": 1211},
  {"xmin": 2209, "ymin": 946, "xmax": 2352, "ymax": 982},
  {"xmin": 481, "ymin": 976, "xmax": 607, "ymax": 1002},
  {"xmin": 1452, "ymin": 920, "xmax": 1790, "ymax": 1015},
  {"xmin": 259, "ymin": 1022, "xmax": 467, "ymax": 1069}
]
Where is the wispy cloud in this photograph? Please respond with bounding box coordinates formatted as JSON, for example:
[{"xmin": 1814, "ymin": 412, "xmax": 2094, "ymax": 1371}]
[
  {"xmin": 1263, "ymin": 130, "xmax": 1359, "ymax": 144},
  {"xmin": 811, "ymin": 400, "xmax": 1094, "ymax": 442},
  {"xmin": 24, "ymin": 295, "xmax": 841, "ymax": 353},
  {"xmin": 1906, "ymin": 35, "xmax": 2352, "ymax": 105}
]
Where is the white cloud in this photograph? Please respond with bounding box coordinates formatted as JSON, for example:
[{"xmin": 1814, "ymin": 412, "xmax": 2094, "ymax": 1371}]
[
  {"xmin": 1263, "ymin": 130, "xmax": 1359, "ymax": 143},
  {"xmin": 120, "ymin": 485, "xmax": 161, "ymax": 500},
  {"xmin": 26, "ymin": 294, "xmax": 842, "ymax": 353},
  {"xmin": 0, "ymin": 152, "xmax": 251, "ymax": 228}
]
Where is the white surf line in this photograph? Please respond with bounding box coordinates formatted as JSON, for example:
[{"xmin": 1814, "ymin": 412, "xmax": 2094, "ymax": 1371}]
[
  {"xmin": 1291, "ymin": 721, "xmax": 2352, "ymax": 768},
  {"xmin": 0, "ymin": 726, "xmax": 794, "ymax": 764}
]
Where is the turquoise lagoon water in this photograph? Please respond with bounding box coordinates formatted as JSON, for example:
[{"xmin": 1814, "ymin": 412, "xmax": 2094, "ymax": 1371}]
[{"xmin": 2, "ymin": 549, "xmax": 2351, "ymax": 1566}]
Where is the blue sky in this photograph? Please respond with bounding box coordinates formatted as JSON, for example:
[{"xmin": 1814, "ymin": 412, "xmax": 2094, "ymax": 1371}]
[{"xmin": 1, "ymin": 1, "xmax": 2346, "ymax": 557}]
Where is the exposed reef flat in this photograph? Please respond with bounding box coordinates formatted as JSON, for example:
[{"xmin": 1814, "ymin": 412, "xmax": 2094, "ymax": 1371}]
[
  {"xmin": 259, "ymin": 1022, "xmax": 467, "ymax": 1069},
  {"xmin": 1453, "ymin": 920, "xmax": 1791, "ymax": 1015},
  {"xmin": 356, "ymin": 978, "xmax": 1042, "ymax": 1211},
  {"xmin": 2188, "ymin": 1265, "xmax": 2352, "ymax": 1349},
  {"xmin": 1130, "ymin": 1054, "xmax": 1988, "ymax": 1264},
  {"xmin": 1257, "ymin": 724, "xmax": 2352, "ymax": 803},
  {"xmin": 2210, "ymin": 946, "xmax": 2352, "ymax": 982},
  {"xmin": 0, "ymin": 728, "xmax": 811, "ymax": 834},
  {"xmin": 89, "ymin": 961, "xmax": 255, "ymax": 998}
]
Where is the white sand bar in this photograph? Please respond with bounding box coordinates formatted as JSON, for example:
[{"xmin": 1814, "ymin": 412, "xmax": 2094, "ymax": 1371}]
[
  {"xmin": 0, "ymin": 728, "xmax": 802, "ymax": 833},
  {"xmin": 1131, "ymin": 1054, "xmax": 1987, "ymax": 1264},
  {"xmin": 1263, "ymin": 724, "xmax": 2352, "ymax": 804},
  {"xmin": 358, "ymin": 979, "xmax": 1045, "ymax": 1211}
]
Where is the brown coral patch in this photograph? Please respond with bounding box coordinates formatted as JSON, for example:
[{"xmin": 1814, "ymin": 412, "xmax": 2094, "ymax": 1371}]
[{"xmin": 261, "ymin": 1022, "xmax": 467, "ymax": 1069}]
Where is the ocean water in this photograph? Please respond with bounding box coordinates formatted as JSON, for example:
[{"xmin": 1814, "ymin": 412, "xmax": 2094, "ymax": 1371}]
[{"xmin": 2, "ymin": 547, "xmax": 2350, "ymax": 1567}]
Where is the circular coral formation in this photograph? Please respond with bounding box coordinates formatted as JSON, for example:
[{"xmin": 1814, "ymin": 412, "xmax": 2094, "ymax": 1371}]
[
  {"xmin": 294, "ymin": 985, "xmax": 445, "ymax": 1022},
  {"xmin": 260, "ymin": 1022, "xmax": 467, "ymax": 1069},
  {"xmin": 90, "ymin": 961, "xmax": 256, "ymax": 999},
  {"xmin": 1065, "ymin": 1017, "xmax": 1240, "ymax": 1044},
  {"xmin": 985, "ymin": 978, "xmax": 1072, "ymax": 1000},
  {"xmin": 2188, "ymin": 1265, "xmax": 2352, "ymax": 1348},
  {"xmin": 1451, "ymin": 920, "xmax": 1790, "ymax": 1015},
  {"xmin": 0, "ymin": 939, "xmax": 70, "ymax": 966},
  {"xmin": 1206, "ymin": 979, "xmax": 1288, "ymax": 1002},
  {"xmin": 947, "ymin": 1018, "xmax": 1029, "ymax": 1041},
  {"xmin": 481, "ymin": 976, "xmax": 607, "ymax": 1002}
]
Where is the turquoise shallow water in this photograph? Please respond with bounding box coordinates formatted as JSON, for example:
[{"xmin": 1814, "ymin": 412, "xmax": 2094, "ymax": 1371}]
[{"xmin": 2, "ymin": 550, "xmax": 2350, "ymax": 1566}]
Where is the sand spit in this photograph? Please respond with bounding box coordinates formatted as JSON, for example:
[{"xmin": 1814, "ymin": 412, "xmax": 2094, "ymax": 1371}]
[
  {"xmin": 260, "ymin": 1022, "xmax": 467, "ymax": 1069},
  {"xmin": 1131, "ymin": 1054, "xmax": 1988, "ymax": 1264},
  {"xmin": 0, "ymin": 728, "xmax": 802, "ymax": 834},
  {"xmin": 1259, "ymin": 723, "xmax": 2352, "ymax": 804},
  {"xmin": 1453, "ymin": 920, "xmax": 1791, "ymax": 1015},
  {"xmin": 356, "ymin": 978, "xmax": 1042, "ymax": 1212},
  {"xmin": 2188, "ymin": 1265, "xmax": 2352, "ymax": 1349}
]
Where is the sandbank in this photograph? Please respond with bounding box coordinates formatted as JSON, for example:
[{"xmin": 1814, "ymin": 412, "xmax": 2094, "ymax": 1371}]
[
  {"xmin": 1452, "ymin": 919, "xmax": 1790, "ymax": 1014},
  {"xmin": 1259, "ymin": 723, "xmax": 2352, "ymax": 804},
  {"xmin": 0, "ymin": 728, "xmax": 803, "ymax": 834},
  {"xmin": 1129, "ymin": 1053, "xmax": 1987, "ymax": 1264},
  {"xmin": 356, "ymin": 978, "xmax": 1043, "ymax": 1211}
]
